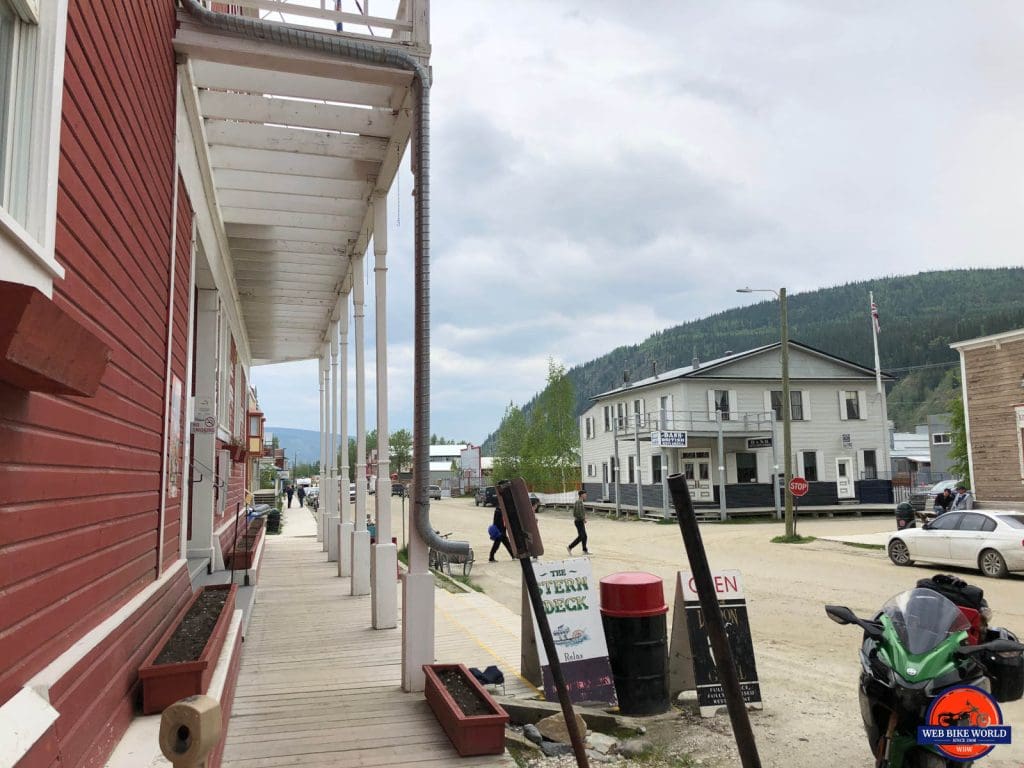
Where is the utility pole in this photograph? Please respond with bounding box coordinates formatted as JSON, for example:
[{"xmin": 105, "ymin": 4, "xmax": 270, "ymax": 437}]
[{"xmin": 780, "ymin": 288, "xmax": 794, "ymax": 537}]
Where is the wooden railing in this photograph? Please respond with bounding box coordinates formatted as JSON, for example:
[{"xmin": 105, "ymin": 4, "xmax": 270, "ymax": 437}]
[{"xmin": 206, "ymin": 0, "xmax": 429, "ymax": 50}]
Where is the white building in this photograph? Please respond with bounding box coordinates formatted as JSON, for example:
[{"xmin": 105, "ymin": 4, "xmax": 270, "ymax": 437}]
[{"xmin": 578, "ymin": 341, "xmax": 894, "ymax": 516}]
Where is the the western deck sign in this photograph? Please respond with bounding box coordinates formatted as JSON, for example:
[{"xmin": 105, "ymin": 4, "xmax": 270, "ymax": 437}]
[
  {"xmin": 528, "ymin": 558, "xmax": 617, "ymax": 705},
  {"xmin": 669, "ymin": 569, "xmax": 762, "ymax": 717}
]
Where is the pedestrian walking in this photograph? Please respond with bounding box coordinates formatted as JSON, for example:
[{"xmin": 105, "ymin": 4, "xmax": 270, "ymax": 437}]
[
  {"xmin": 297, "ymin": 484, "xmax": 306, "ymax": 507},
  {"xmin": 286, "ymin": 483, "xmax": 294, "ymax": 508},
  {"xmin": 488, "ymin": 506, "xmax": 513, "ymax": 561},
  {"xmin": 567, "ymin": 489, "xmax": 589, "ymax": 555}
]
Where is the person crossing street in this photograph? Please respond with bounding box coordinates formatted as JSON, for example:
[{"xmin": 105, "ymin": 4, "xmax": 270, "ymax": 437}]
[{"xmin": 567, "ymin": 489, "xmax": 589, "ymax": 555}]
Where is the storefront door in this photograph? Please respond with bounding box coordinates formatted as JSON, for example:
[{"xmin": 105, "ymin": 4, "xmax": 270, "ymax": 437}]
[
  {"xmin": 684, "ymin": 459, "xmax": 714, "ymax": 501},
  {"xmin": 836, "ymin": 457, "xmax": 855, "ymax": 499}
]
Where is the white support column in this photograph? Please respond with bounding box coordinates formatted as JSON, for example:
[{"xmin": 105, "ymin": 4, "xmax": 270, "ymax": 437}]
[
  {"xmin": 371, "ymin": 196, "xmax": 396, "ymax": 628},
  {"xmin": 188, "ymin": 289, "xmax": 220, "ymax": 568},
  {"xmin": 338, "ymin": 293, "xmax": 353, "ymax": 577},
  {"xmin": 351, "ymin": 253, "xmax": 371, "ymax": 596},
  {"xmin": 317, "ymin": 353, "xmax": 326, "ymax": 543},
  {"xmin": 322, "ymin": 341, "xmax": 331, "ymax": 550},
  {"xmin": 327, "ymin": 323, "xmax": 341, "ymax": 562}
]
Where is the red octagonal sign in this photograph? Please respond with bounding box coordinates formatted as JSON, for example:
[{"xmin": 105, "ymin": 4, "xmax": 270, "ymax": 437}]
[{"xmin": 789, "ymin": 476, "xmax": 809, "ymax": 497}]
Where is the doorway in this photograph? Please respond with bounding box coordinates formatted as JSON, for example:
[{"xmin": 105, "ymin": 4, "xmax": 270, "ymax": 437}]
[
  {"xmin": 835, "ymin": 457, "xmax": 855, "ymax": 499},
  {"xmin": 684, "ymin": 458, "xmax": 713, "ymax": 501}
]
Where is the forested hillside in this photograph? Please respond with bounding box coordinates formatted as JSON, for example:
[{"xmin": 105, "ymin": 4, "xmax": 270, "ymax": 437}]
[{"xmin": 483, "ymin": 268, "xmax": 1024, "ymax": 449}]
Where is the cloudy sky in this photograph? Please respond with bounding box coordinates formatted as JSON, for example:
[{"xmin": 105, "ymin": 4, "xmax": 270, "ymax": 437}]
[{"xmin": 252, "ymin": 1, "xmax": 1023, "ymax": 443}]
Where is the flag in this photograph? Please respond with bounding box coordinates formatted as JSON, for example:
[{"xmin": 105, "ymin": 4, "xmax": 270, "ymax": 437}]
[{"xmin": 871, "ymin": 300, "xmax": 881, "ymax": 335}]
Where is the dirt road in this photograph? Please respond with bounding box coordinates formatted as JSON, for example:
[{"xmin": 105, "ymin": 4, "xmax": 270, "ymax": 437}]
[{"xmin": 409, "ymin": 497, "xmax": 1024, "ymax": 767}]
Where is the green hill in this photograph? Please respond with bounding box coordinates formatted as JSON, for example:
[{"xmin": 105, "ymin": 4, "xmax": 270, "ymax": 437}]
[{"xmin": 483, "ymin": 268, "xmax": 1024, "ymax": 449}]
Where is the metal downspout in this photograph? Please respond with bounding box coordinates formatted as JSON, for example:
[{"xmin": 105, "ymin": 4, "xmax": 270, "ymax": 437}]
[{"xmin": 179, "ymin": 0, "xmax": 466, "ymax": 557}]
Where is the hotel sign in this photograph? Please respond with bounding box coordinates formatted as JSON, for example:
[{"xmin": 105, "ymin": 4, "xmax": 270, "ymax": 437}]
[
  {"xmin": 746, "ymin": 437, "xmax": 772, "ymax": 450},
  {"xmin": 652, "ymin": 430, "xmax": 688, "ymax": 448}
]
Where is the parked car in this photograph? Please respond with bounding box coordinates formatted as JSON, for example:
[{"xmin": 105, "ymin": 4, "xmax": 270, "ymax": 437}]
[
  {"xmin": 391, "ymin": 482, "xmax": 406, "ymax": 497},
  {"xmin": 349, "ymin": 483, "xmax": 356, "ymax": 502},
  {"xmin": 887, "ymin": 510, "xmax": 1024, "ymax": 578},
  {"xmin": 475, "ymin": 486, "xmax": 498, "ymax": 507},
  {"xmin": 907, "ymin": 479, "xmax": 958, "ymax": 511},
  {"xmin": 530, "ymin": 494, "xmax": 541, "ymax": 513},
  {"xmin": 428, "ymin": 485, "xmax": 442, "ymax": 500}
]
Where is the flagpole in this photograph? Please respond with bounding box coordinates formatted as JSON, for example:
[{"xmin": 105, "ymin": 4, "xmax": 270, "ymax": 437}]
[{"xmin": 870, "ymin": 291, "xmax": 888, "ymax": 481}]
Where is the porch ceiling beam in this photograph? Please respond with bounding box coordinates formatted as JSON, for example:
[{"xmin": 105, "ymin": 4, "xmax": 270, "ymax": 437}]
[
  {"xmin": 228, "ymin": 238, "xmax": 345, "ymax": 255},
  {"xmin": 219, "ymin": 189, "xmax": 365, "ymax": 217},
  {"xmin": 214, "ymin": 169, "xmax": 370, "ymax": 200},
  {"xmin": 199, "ymin": 90, "xmax": 396, "ymax": 138},
  {"xmin": 242, "ymin": 298, "xmax": 334, "ymax": 310},
  {"xmin": 207, "ymin": 0, "xmax": 413, "ymax": 32},
  {"xmin": 188, "ymin": 59, "xmax": 398, "ymax": 107},
  {"xmin": 209, "ymin": 146, "xmax": 377, "ymax": 180},
  {"xmin": 204, "ymin": 121, "xmax": 389, "ymax": 163},
  {"xmin": 221, "ymin": 207, "xmax": 363, "ymax": 232},
  {"xmin": 235, "ymin": 267, "xmax": 341, "ymax": 282},
  {"xmin": 225, "ymin": 222, "xmax": 355, "ymax": 245},
  {"xmin": 233, "ymin": 255, "xmax": 340, "ymax": 271}
]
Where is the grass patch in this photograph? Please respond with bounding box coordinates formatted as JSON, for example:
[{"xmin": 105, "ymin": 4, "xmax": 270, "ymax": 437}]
[
  {"xmin": 506, "ymin": 743, "xmax": 533, "ymax": 768},
  {"xmin": 398, "ymin": 545, "xmax": 408, "ymax": 566},
  {"xmin": 771, "ymin": 534, "xmax": 816, "ymax": 544},
  {"xmin": 656, "ymin": 517, "xmax": 678, "ymax": 525},
  {"xmin": 715, "ymin": 515, "xmax": 777, "ymax": 524},
  {"xmin": 449, "ymin": 573, "xmax": 484, "ymax": 593},
  {"xmin": 842, "ymin": 541, "xmax": 885, "ymax": 550}
]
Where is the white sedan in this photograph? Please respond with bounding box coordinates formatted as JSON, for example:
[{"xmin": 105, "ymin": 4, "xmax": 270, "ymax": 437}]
[{"xmin": 887, "ymin": 510, "xmax": 1024, "ymax": 578}]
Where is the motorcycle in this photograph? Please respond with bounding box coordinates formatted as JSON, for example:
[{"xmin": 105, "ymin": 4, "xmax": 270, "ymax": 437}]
[{"xmin": 826, "ymin": 587, "xmax": 1024, "ymax": 768}]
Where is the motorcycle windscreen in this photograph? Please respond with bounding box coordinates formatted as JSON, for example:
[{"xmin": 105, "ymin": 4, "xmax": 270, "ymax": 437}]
[{"xmin": 881, "ymin": 588, "xmax": 971, "ymax": 655}]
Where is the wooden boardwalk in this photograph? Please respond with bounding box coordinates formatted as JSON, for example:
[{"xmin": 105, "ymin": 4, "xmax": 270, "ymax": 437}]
[{"xmin": 221, "ymin": 506, "xmax": 532, "ymax": 767}]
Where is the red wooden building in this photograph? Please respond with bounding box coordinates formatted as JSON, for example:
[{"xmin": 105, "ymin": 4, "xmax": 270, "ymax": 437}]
[{"xmin": 0, "ymin": 1, "xmax": 428, "ymax": 765}]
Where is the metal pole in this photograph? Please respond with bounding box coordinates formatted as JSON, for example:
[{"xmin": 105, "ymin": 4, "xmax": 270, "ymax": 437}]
[
  {"xmin": 613, "ymin": 423, "xmax": 622, "ymax": 519},
  {"xmin": 716, "ymin": 412, "xmax": 727, "ymax": 521},
  {"xmin": 781, "ymin": 288, "xmax": 794, "ymax": 538},
  {"xmin": 634, "ymin": 414, "xmax": 643, "ymax": 519},
  {"xmin": 668, "ymin": 474, "xmax": 762, "ymax": 768}
]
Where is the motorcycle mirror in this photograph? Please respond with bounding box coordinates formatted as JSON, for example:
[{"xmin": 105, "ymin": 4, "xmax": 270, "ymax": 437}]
[
  {"xmin": 825, "ymin": 605, "xmax": 856, "ymax": 625},
  {"xmin": 957, "ymin": 638, "xmax": 1024, "ymax": 658}
]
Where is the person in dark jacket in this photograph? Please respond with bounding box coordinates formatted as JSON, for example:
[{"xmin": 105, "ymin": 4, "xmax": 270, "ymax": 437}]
[
  {"xmin": 285, "ymin": 483, "xmax": 294, "ymax": 508},
  {"xmin": 933, "ymin": 487, "xmax": 954, "ymax": 515},
  {"xmin": 297, "ymin": 484, "xmax": 306, "ymax": 507},
  {"xmin": 488, "ymin": 506, "xmax": 513, "ymax": 561}
]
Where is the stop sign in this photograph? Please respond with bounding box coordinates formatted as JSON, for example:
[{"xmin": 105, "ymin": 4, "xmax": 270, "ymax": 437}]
[{"xmin": 789, "ymin": 476, "xmax": 809, "ymax": 497}]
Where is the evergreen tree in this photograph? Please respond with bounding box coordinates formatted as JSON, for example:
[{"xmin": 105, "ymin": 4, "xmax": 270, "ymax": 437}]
[{"xmin": 947, "ymin": 390, "xmax": 970, "ymax": 486}]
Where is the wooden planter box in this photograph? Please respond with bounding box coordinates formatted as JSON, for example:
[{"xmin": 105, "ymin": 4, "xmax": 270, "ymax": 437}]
[
  {"xmin": 225, "ymin": 518, "xmax": 265, "ymax": 570},
  {"xmin": 139, "ymin": 584, "xmax": 237, "ymax": 714},
  {"xmin": 423, "ymin": 663, "xmax": 509, "ymax": 756}
]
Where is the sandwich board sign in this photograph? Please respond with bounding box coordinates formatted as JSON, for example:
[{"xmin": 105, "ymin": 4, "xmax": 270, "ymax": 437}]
[
  {"xmin": 668, "ymin": 569, "xmax": 762, "ymax": 717},
  {"xmin": 526, "ymin": 558, "xmax": 617, "ymax": 706}
]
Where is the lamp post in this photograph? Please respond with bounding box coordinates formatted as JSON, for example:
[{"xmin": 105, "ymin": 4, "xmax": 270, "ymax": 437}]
[{"xmin": 737, "ymin": 287, "xmax": 793, "ymax": 537}]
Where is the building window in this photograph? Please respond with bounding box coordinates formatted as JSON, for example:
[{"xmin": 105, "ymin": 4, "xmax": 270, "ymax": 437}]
[
  {"xmin": 0, "ymin": 0, "xmax": 68, "ymax": 290},
  {"xmin": 659, "ymin": 395, "xmax": 672, "ymax": 428},
  {"xmin": 802, "ymin": 451, "xmax": 818, "ymax": 482},
  {"xmin": 586, "ymin": 463, "xmax": 595, "ymax": 477},
  {"xmin": 584, "ymin": 417, "xmax": 594, "ymax": 440},
  {"xmin": 632, "ymin": 398, "xmax": 645, "ymax": 427},
  {"xmin": 844, "ymin": 390, "xmax": 860, "ymax": 420},
  {"xmin": 736, "ymin": 452, "xmax": 757, "ymax": 483},
  {"xmin": 616, "ymin": 402, "xmax": 626, "ymax": 430},
  {"xmin": 602, "ymin": 462, "xmax": 608, "ymax": 482},
  {"xmin": 627, "ymin": 455, "xmax": 635, "ymax": 484},
  {"xmin": 603, "ymin": 405, "xmax": 611, "ymax": 432},
  {"xmin": 651, "ymin": 454, "xmax": 662, "ymax": 484},
  {"xmin": 932, "ymin": 433, "xmax": 951, "ymax": 445},
  {"xmin": 862, "ymin": 450, "xmax": 877, "ymax": 480},
  {"xmin": 714, "ymin": 390, "xmax": 731, "ymax": 421},
  {"xmin": 770, "ymin": 390, "xmax": 805, "ymax": 421}
]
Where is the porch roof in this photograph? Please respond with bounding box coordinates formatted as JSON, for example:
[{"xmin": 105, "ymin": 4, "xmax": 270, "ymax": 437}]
[{"xmin": 173, "ymin": 1, "xmax": 428, "ymax": 365}]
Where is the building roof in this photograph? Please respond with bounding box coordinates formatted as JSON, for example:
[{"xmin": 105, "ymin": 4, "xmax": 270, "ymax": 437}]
[
  {"xmin": 429, "ymin": 444, "xmax": 467, "ymax": 458},
  {"xmin": 592, "ymin": 340, "xmax": 894, "ymax": 400},
  {"xmin": 950, "ymin": 327, "xmax": 1024, "ymax": 352}
]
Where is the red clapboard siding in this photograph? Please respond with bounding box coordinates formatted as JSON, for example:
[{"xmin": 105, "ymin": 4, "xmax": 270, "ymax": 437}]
[{"xmin": 0, "ymin": 3, "xmax": 181, "ymax": 762}]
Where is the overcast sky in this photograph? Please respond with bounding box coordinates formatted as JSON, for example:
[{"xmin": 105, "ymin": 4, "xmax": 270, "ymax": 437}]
[{"xmin": 252, "ymin": 1, "xmax": 1024, "ymax": 444}]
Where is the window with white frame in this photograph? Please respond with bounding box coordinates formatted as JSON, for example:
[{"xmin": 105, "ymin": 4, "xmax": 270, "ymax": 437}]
[
  {"xmin": 840, "ymin": 390, "xmax": 863, "ymax": 420},
  {"xmin": 586, "ymin": 463, "xmax": 595, "ymax": 477},
  {"xmin": 616, "ymin": 402, "xmax": 625, "ymax": 430},
  {"xmin": 602, "ymin": 405, "xmax": 611, "ymax": 432},
  {"xmin": 0, "ymin": 0, "xmax": 68, "ymax": 291},
  {"xmin": 627, "ymin": 455, "xmax": 635, "ymax": 483},
  {"xmin": 770, "ymin": 390, "xmax": 805, "ymax": 421},
  {"xmin": 714, "ymin": 389, "xmax": 731, "ymax": 420},
  {"xmin": 932, "ymin": 433, "xmax": 951, "ymax": 445},
  {"xmin": 651, "ymin": 454, "xmax": 662, "ymax": 483},
  {"xmin": 632, "ymin": 398, "xmax": 645, "ymax": 427}
]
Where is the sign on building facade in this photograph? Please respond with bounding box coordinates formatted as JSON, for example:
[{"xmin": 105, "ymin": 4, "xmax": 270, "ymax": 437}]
[{"xmin": 652, "ymin": 430, "xmax": 688, "ymax": 447}]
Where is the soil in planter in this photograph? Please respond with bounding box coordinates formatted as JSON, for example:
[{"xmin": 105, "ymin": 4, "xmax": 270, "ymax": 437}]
[
  {"xmin": 154, "ymin": 590, "xmax": 228, "ymax": 665},
  {"xmin": 234, "ymin": 519, "xmax": 263, "ymax": 553},
  {"xmin": 437, "ymin": 669, "xmax": 493, "ymax": 717}
]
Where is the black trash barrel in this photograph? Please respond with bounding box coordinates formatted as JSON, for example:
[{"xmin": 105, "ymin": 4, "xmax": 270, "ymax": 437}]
[{"xmin": 600, "ymin": 572, "xmax": 670, "ymax": 715}]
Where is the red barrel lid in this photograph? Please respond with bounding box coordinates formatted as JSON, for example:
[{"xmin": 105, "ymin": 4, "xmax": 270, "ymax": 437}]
[{"xmin": 600, "ymin": 572, "xmax": 668, "ymax": 618}]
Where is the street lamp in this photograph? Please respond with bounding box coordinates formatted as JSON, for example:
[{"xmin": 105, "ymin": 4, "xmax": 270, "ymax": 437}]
[{"xmin": 737, "ymin": 286, "xmax": 794, "ymax": 537}]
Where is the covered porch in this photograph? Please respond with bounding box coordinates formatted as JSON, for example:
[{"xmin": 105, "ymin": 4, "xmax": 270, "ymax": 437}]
[{"xmin": 173, "ymin": 0, "xmax": 460, "ymax": 697}]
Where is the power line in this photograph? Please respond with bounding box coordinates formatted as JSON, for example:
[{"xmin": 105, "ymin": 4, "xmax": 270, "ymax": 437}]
[{"xmin": 887, "ymin": 361, "xmax": 959, "ymax": 373}]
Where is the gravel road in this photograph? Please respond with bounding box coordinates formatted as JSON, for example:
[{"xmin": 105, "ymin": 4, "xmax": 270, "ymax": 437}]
[{"xmin": 410, "ymin": 497, "xmax": 1024, "ymax": 767}]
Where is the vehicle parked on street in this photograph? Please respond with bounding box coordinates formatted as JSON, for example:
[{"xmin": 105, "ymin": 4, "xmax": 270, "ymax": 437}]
[
  {"xmin": 474, "ymin": 486, "xmax": 497, "ymax": 507},
  {"xmin": 428, "ymin": 485, "xmax": 441, "ymax": 500},
  {"xmin": 349, "ymin": 483, "xmax": 356, "ymax": 502},
  {"xmin": 887, "ymin": 510, "xmax": 1024, "ymax": 578},
  {"xmin": 391, "ymin": 482, "xmax": 406, "ymax": 497}
]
